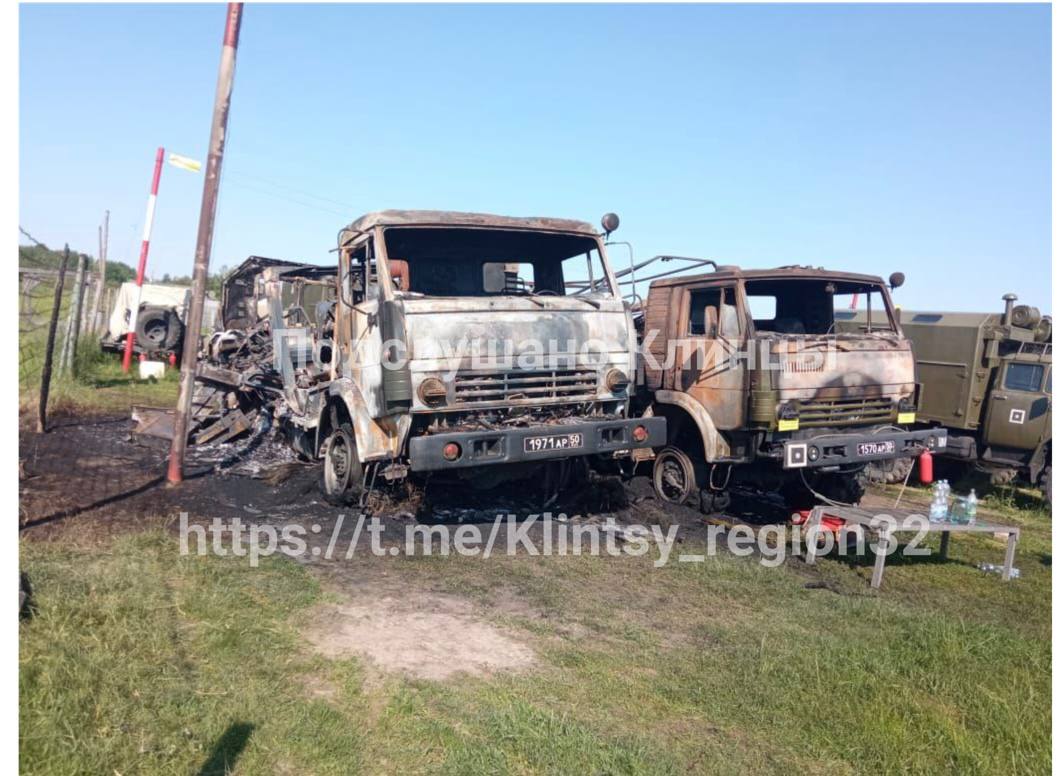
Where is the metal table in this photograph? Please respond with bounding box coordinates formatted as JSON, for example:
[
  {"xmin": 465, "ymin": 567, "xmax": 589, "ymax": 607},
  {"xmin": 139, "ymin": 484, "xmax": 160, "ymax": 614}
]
[{"xmin": 802, "ymin": 505, "xmax": 1020, "ymax": 589}]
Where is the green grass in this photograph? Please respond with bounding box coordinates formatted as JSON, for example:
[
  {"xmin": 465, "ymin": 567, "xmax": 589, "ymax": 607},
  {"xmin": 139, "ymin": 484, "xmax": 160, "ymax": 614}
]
[
  {"xmin": 20, "ymin": 278, "xmax": 180, "ymax": 417},
  {"xmin": 20, "ymin": 498, "xmax": 1051, "ymax": 774}
]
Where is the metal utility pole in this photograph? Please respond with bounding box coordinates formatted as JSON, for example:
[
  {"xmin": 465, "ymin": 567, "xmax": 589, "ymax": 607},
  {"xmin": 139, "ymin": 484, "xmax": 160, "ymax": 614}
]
[
  {"xmin": 168, "ymin": 2, "xmax": 243, "ymax": 484},
  {"xmin": 38, "ymin": 245, "xmax": 71, "ymax": 432},
  {"xmin": 89, "ymin": 210, "xmax": 109, "ymax": 334}
]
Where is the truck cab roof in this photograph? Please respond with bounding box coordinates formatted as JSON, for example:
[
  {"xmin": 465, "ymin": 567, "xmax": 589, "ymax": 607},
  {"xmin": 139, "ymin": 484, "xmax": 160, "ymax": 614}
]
[
  {"xmin": 341, "ymin": 210, "xmax": 599, "ymax": 238},
  {"xmin": 649, "ymin": 265, "xmax": 889, "ymax": 289}
]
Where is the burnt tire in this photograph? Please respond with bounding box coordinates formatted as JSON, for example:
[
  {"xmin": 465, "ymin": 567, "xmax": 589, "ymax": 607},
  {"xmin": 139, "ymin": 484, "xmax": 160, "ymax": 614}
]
[
  {"xmin": 653, "ymin": 447, "xmax": 696, "ymax": 505},
  {"xmin": 135, "ymin": 306, "xmax": 184, "ymax": 352},
  {"xmin": 321, "ymin": 423, "xmax": 363, "ymax": 506}
]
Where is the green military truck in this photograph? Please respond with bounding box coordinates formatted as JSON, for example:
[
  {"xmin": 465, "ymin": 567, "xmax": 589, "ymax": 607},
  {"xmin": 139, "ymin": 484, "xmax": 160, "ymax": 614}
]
[{"xmin": 841, "ymin": 294, "xmax": 1051, "ymax": 500}]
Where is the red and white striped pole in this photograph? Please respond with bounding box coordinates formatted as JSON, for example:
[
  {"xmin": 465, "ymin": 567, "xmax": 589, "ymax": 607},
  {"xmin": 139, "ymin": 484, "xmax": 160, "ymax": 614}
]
[{"xmin": 122, "ymin": 146, "xmax": 166, "ymax": 372}]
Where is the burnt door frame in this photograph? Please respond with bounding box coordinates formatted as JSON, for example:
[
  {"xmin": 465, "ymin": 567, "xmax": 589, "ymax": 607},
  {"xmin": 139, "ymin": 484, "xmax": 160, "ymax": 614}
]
[{"xmin": 670, "ymin": 280, "xmax": 749, "ymax": 431}]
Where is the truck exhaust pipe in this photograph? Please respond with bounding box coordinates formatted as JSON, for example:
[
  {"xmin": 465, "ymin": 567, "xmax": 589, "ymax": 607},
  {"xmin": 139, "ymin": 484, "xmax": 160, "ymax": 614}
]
[{"xmin": 1002, "ymin": 293, "xmax": 1017, "ymax": 326}]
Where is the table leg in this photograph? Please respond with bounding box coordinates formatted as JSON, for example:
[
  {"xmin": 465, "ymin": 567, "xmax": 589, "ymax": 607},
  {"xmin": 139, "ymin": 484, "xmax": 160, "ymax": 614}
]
[
  {"xmin": 939, "ymin": 531, "xmax": 950, "ymax": 560},
  {"xmin": 871, "ymin": 530, "xmax": 890, "ymax": 589},
  {"xmin": 1002, "ymin": 532, "xmax": 1017, "ymax": 581},
  {"xmin": 805, "ymin": 510, "xmax": 820, "ymax": 565}
]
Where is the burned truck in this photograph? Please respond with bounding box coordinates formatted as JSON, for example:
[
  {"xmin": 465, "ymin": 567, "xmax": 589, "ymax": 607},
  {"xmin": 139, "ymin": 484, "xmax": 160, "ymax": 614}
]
[
  {"xmin": 302, "ymin": 210, "xmax": 666, "ymax": 503},
  {"xmin": 847, "ymin": 294, "xmax": 1051, "ymax": 499},
  {"xmin": 635, "ymin": 263, "xmax": 945, "ymax": 511},
  {"xmin": 190, "ymin": 256, "xmax": 336, "ymax": 447}
]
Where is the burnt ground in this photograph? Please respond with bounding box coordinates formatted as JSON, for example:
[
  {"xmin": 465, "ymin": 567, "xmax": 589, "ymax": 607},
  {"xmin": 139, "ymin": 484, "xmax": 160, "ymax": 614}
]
[{"xmin": 18, "ymin": 411, "xmax": 794, "ymax": 548}]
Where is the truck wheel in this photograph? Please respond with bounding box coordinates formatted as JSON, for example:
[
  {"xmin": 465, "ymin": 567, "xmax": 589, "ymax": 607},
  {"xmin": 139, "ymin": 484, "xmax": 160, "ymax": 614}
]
[
  {"xmin": 321, "ymin": 423, "xmax": 362, "ymax": 506},
  {"xmin": 135, "ymin": 306, "xmax": 184, "ymax": 352},
  {"xmin": 865, "ymin": 457, "xmax": 914, "ymax": 485},
  {"xmin": 653, "ymin": 447, "xmax": 696, "ymax": 505}
]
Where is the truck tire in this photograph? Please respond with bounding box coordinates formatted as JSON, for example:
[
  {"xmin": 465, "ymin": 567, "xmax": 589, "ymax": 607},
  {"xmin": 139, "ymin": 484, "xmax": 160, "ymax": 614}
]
[
  {"xmin": 782, "ymin": 470, "xmax": 867, "ymax": 510},
  {"xmin": 864, "ymin": 457, "xmax": 914, "ymax": 485},
  {"xmin": 321, "ymin": 423, "xmax": 363, "ymax": 506},
  {"xmin": 652, "ymin": 447, "xmax": 696, "ymax": 505},
  {"xmin": 135, "ymin": 306, "xmax": 184, "ymax": 352}
]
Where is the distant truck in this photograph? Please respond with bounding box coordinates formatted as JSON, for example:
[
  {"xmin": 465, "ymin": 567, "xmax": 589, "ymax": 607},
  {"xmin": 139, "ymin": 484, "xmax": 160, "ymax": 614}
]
[
  {"xmin": 101, "ymin": 281, "xmax": 219, "ymax": 362},
  {"xmin": 845, "ymin": 294, "xmax": 1051, "ymax": 500},
  {"xmin": 634, "ymin": 263, "xmax": 945, "ymax": 511}
]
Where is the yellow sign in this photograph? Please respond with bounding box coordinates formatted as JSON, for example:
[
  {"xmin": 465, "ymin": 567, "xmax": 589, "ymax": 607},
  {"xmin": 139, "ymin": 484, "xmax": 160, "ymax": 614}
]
[
  {"xmin": 778, "ymin": 418, "xmax": 799, "ymax": 432},
  {"xmin": 168, "ymin": 153, "xmax": 202, "ymax": 173},
  {"xmin": 897, "ymin": 412, "xmax": 916, "ymax": 425}
]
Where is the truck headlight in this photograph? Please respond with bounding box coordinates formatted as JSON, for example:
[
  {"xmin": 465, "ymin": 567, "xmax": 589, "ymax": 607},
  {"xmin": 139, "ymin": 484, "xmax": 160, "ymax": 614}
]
[
  {"xmin": 605, "ymin": 368, "xmax": 630, "ymax": 394},
  {"xmin": 417, "ymin": 377, "xmax": 447, "ymax": 407}
]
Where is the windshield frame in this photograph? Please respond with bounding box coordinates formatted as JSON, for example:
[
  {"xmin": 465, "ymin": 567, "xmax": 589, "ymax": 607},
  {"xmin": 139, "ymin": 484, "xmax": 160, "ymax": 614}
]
[
  {"xmin": 375, "ymin": 225, "xmax": 620, "ymax": 301},
  {"xmin": 740, "ymin": 276, "xmax": 901, "ymax": 337}
]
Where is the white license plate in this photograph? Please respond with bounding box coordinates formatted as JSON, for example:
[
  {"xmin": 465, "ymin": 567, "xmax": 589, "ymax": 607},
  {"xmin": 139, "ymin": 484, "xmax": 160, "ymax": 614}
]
[
  {"xmin": 857, "ymin": 440, "xmax": 895, "ymax": 456},
  {"xmin": 523, "ymin": 432, "xmax": 584, "ymax": 454}
]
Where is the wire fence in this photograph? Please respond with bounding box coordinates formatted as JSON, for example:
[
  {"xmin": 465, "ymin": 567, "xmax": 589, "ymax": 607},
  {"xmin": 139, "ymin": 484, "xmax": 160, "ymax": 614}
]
[{"xmin": 19, "ymin": 233, "xmax": 174, "ymax": 528}]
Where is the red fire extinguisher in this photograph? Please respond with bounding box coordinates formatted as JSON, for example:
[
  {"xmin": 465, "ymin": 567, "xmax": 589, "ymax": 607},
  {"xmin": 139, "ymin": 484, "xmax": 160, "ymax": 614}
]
[{"xmin": 918, "ymin": 449, "xmax": 933, "ymax": 484}]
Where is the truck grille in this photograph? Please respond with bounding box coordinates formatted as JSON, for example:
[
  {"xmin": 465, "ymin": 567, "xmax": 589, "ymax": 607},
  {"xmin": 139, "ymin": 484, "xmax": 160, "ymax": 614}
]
[
  {"xmin": 797, "ymin": 396, "xmax": 895, "ymax": 428},
  {"xmin": 452, "ymin": 368, "xmax": 597, "ymax": 405}
]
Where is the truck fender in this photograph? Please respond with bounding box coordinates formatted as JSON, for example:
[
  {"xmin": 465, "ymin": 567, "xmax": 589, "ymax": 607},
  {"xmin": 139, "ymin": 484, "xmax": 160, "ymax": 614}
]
[
  {"xmin": 653, "ymin": 389, "xmax": 731, "ymax": 462},
  {"xmin": 325, "ymin": 378, "xmax": 410, "ymax": 463}
]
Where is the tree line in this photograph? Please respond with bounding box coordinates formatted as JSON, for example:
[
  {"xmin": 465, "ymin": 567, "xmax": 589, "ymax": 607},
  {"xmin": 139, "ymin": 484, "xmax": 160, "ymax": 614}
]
[{"xmin": 18, "ymin": 242, "xmax": 229, "ymax": 294}]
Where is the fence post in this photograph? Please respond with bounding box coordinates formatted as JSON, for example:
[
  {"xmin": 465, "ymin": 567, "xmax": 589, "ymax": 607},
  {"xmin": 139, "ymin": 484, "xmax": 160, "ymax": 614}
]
[
  {"xmin": 90, "ymin": 211, "xmax": 109, "ymax": 334},
  {"xmin": 38, "ymin": 245, "xmax": 71, "ymax": 432},
  {"xmin": 59, "ymin": 253, "xmax": 87, "ymax": 374}
]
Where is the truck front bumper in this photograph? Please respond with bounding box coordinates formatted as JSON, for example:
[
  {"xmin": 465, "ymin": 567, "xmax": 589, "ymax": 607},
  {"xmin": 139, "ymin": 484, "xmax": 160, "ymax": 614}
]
[
  {"xmin": 408, "ymin": 417, "xmax": 667, "ymax": 473},
  {"xmin": 781, "ymin": 428, "xmax": 946, "ymax": 470}
]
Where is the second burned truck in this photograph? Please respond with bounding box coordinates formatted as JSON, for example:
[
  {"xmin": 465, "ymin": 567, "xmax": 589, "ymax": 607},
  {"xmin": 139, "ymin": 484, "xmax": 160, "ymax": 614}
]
[{"xmin": 633, "ymin": 262, "xmax": 945, "ymax": 511}]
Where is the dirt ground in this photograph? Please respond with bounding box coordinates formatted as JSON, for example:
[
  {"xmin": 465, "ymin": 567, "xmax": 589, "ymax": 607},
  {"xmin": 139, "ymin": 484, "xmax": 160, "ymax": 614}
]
[{"xmin": 15, "ymin": 411, "xmax": 991, "ymax": 683}]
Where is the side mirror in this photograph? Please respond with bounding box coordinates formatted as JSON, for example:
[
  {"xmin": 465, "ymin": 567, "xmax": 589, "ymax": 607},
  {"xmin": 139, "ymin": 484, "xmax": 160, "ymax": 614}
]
[
  {"xmin": 888, "ymin": 272, "xmax": 905, "ymax": 290},
  {"xmin": 601, "ymin": 212, "xmax": 620, "ymax": 236}
]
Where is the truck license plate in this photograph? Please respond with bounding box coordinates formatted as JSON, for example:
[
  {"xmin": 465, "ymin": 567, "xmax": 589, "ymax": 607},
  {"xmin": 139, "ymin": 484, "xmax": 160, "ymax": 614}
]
[
  {"xmin": 523, "ymin": 432, "xmax": 584, "ymax": 454},
  {"xmin": 857, "ymin": 440, "xmax": 895, "ymax": 457}
]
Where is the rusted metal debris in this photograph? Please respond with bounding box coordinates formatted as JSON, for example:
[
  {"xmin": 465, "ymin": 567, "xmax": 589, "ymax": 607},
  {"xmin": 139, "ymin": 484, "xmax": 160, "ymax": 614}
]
[{"xmin": 171, "ymin": 257, "xmax": 336, "ymax": 453}]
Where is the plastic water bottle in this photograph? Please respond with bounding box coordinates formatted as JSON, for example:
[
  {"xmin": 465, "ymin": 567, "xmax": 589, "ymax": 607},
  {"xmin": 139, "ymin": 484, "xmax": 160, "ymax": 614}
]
[
  {"xmin": 951, "ymin": 496, "xmax": 966, "ymax": 524},
  {"xmin": 929, "ymin": 482, "xmax": 947, "ymax": 522},
  {"xmin": 966, "ymin": 489, "xmax": 978, "ymax": 525}
]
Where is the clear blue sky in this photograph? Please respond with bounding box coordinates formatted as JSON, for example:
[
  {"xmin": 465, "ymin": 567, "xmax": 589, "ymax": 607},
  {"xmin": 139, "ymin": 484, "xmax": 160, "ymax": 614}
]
[{"xmin": 19, "ymin": 3, "xmax": 1050, "ymax": 311}]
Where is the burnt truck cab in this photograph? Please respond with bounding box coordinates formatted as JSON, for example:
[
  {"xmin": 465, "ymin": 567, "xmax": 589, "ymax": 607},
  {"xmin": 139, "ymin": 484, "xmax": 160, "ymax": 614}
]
[
  {"xmin": 637, "ymin": 264, "xmax": 944, "ymax": 509},
  {"xmin": 315, "ymin": 210, "xmax": 665, "ymax": 502}
]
